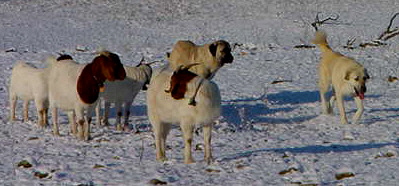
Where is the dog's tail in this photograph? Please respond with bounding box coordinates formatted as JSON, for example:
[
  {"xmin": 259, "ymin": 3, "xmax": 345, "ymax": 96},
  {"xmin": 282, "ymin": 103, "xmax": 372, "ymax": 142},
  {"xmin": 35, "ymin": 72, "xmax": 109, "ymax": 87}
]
[{"xmin": 312, "ymin": 31, "xmax": 331, "ymax": 53}]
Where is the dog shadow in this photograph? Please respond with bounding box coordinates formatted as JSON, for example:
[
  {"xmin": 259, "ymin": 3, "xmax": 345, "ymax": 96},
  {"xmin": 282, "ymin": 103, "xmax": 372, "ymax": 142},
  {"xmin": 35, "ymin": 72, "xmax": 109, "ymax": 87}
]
[
  {"xmin": 266, "ymin": 90, "xmax": 320, "ymax": 105},
  {"xmin": 217, "ymin": 142, "xmax": 398, "ymax": 162},
  {"xmin": 222, "ymin": 90, "xmax": 321, "ymax": 127}
]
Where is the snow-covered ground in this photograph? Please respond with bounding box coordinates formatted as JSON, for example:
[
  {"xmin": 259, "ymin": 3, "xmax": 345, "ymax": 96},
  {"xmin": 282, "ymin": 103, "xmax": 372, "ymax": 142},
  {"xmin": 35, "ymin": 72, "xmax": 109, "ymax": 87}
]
[{"xmin": 1, "ymin": 0, "xmax": 399, "ymax": 185}]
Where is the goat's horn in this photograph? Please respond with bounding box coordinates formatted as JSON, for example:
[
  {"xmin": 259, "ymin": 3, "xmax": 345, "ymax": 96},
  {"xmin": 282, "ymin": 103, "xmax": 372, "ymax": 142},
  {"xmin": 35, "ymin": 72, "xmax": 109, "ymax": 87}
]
[
  {"xmin": 182, "ymin": 63, "xmax": 200, "ymax": 70},
  {"xmin": 145, "ymin": 60, "xmax": 163, "ymax": 65}
]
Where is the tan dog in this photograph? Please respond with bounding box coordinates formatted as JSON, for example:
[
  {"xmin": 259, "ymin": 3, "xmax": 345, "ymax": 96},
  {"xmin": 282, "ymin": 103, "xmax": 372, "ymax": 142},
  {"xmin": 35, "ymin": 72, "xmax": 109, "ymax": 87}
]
[
  {"xmin": 167, "ymin": 40, "xmax": 234, "ymax": 79},
  {"xmin": 312, "ymin": 31, "xmax": 369, "ymax": 124}
]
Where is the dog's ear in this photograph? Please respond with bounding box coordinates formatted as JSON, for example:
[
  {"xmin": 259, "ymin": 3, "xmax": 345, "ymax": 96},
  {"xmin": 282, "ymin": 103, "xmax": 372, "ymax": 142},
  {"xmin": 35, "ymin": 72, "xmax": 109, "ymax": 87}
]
[
  {"xmin": 344, "ymin": 71, "xmax": 351, "ymax": 81},
  {"xmin": 209, "ymin": 43, "xmax": 218, "ymax": 57}
]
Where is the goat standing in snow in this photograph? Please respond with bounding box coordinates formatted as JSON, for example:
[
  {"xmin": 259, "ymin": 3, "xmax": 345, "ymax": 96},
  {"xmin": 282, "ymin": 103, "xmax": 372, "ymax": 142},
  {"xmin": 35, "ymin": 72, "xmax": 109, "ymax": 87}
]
[
  {"xmin": 147, "ymin": 65, "xmax": 221, "ymax": 164},
  {"xmin": 96, "ymin": 58, "xmax": 153, "ymax": 131},
  {"xmin": 48, "ymin": 51, "xmax": 126, "ymax": 140},
  {"xmin": 8, "ymin": 54, "xmax": 73, "ymax": 127}
]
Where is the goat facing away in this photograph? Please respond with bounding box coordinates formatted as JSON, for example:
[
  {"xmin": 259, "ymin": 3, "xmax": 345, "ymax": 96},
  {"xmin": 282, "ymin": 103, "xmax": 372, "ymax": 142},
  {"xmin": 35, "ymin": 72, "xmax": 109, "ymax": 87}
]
[
  {"xmin": 147, "ymin": 65, "xmax": 221, "ymax": 164},
  {"xmin": 48, "ymin": 51, "xmax": 126, "ymax": 140},
  {"xmin": 96, "ymin": 58, "xmax": 153, "ymax": 131},
  {"xmin": 8, "ymin": 54, "xmax": 73, "ymax": 127}
]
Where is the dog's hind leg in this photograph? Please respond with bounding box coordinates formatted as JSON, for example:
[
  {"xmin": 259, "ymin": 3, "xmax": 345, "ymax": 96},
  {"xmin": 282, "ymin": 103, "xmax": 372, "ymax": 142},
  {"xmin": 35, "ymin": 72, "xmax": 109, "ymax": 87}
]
[
  {"xmin": 319, "ymin": 87, "xmax": 333, "ymax": 115},
  {"xmin": 352, "ymin": 96, "xmax": 364, "ymax": 124}
]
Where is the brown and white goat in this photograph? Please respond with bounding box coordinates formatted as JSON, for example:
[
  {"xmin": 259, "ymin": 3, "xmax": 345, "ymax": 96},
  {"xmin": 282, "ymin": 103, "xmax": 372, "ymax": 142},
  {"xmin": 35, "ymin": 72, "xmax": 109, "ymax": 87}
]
[
  {"xmin": 48, "ymin": 51, "xmax": 126, "ymax": 140},
  {"xmin": 147, "ymin": 65, "xmax": 221, "ymax": 164}
]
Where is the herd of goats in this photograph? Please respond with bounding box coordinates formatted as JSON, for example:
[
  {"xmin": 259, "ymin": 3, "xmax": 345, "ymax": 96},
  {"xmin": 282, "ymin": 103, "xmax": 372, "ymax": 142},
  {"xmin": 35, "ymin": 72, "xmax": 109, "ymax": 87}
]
[{"xmin": 8, "ymin": 30, "xmax": 371, "ymax": 164}]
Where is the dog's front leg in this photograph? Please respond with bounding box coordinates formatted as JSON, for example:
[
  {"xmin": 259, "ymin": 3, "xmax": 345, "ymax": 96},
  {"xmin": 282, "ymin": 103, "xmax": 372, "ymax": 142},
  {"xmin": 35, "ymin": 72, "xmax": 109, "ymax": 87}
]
[
  {"xmin": 352, "ymin": 97, "xmax": 364, "ymax": 124},
  {"xmin": 320, "ymin": 91, "xmax": 332, "ymax": 115},
  {"xmin": 336, "ymin": 95, "xmax": 348, "ymax": 124}
]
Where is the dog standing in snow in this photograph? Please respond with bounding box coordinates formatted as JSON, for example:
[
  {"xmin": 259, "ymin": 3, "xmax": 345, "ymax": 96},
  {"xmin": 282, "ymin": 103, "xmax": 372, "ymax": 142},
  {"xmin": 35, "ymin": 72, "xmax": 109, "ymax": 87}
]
[
  {"xmin": 313, "ymin": 31, "xmax": 369, "ymax": 124},
  {"xmin": 167, "ymin": 40, "xmax": 234, "ymax": 79},
  {"xmin": 147, "ymin": 65, "xmax": 221, "ymax": 164}
]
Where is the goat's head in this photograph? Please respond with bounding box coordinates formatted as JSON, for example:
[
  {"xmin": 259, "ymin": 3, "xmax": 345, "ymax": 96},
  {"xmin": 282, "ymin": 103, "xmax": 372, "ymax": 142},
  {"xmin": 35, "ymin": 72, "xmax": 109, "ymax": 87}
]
[{"xmin": 92, "ymin": 51, "xmax": 126, "ymax": 82}]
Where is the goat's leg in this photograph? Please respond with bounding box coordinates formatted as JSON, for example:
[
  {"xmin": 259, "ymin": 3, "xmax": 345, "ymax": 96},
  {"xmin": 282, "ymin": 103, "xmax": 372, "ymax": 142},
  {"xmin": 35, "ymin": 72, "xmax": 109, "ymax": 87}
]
[
  {"xmin": 95, "ymin": 99, "xmax": 102, "ymax": 126},
  {"xmin": 203, "ymin": 123, "xmax": 213, "ymax": 164},
  {"xmin": 115, "ymin": 103, "xmax": 123, "ymax": 131},
  {"xmin": 68, "ymin": 111, "xmax": 77, "ymax": 135},
  {"xmin": 23, "ymin": 100, "xmax": 29, "ymax": 122},
  {"xmin": 102, "ymin": 101, "xmax": 110, "ymax": 126},
  {"xmin": 9, "ymin": 95, "xmax": 17, "ymax": 122},
  {"xmin": 154, "ymin": 122, "xmax": 171, "ymax": 162},
  {"xmin": 51, "ymin": 107, "xmax": 60, "ymax": 136},
  {"xmin": 181, "ymin": 121, "xmax": 195, "ymax": 164},
  {"xmin": 75, "ymin": 108, "xmax": 85, "ymax": 140},
  {"xmin": 123, "ymin": 101, "xmax": 132, "ymax": 131}
]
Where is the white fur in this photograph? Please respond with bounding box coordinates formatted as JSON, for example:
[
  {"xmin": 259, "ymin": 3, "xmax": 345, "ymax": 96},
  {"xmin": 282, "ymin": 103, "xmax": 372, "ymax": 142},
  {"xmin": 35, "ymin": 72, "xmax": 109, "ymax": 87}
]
[
  {"xmin": 96, "ymin": 64, "xmax": 152, "ymax": 130},
  {"xmin": 9, "ymin": 60, "xmax": 53, "ymax": 127},
  {"xmin": 147, "ymin": 67, "xmax": 221, "ymax": 164},
  {"xmin": 48, "ymin": 57, "xmax": 95, "ymax": 140}
]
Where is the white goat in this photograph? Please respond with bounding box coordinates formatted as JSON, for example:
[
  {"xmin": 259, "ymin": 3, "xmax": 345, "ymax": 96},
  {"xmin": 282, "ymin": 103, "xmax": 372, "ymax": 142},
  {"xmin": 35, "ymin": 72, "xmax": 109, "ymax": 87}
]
[
  {"xmin": 48, "ymin": 51, "xmax": 126, "ymax": 140},
  {"xmin": 8, "ymin": 54, "xmax": 73, "ymax": 127},
  {"xmin": 9, "ymin": 62, "xmax": 49, "ymax": 127},
  {"xmin": 96, "ymin": 60, "xmax": 152, "ymax": 131},
  {"xmin": 147, "ymin": 65, "xmax": 221, "ymax": 164}
]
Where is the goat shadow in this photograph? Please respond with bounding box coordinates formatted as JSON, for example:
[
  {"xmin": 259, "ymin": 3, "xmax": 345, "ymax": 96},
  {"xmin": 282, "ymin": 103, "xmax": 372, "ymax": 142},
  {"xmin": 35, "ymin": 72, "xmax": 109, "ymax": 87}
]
[{"xmin": 217, "ymin": 142, "xmax": 398, "ymax": 162}]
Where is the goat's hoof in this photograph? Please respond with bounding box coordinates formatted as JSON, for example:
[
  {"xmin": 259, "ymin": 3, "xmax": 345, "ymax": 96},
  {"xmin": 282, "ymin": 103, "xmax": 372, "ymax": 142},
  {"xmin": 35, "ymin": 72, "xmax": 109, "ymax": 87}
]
[
  {"xmin": 116, "ymin": 125, "xmax": 123, "ymax": 131},
  {"xmin": 184, "ymin": 157, "xmax": 195, "ymax": 164},
  {"xmin": 156, "ymin": 156, "xmax": 168, "ymax": 162}
]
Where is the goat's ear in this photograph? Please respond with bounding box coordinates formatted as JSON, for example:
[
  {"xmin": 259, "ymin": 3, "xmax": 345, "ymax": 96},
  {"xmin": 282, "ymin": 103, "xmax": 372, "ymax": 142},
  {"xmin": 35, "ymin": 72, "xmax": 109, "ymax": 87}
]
[{"xmin": 209, "ymin": 43, "xmax": 217, "ymax": 57}]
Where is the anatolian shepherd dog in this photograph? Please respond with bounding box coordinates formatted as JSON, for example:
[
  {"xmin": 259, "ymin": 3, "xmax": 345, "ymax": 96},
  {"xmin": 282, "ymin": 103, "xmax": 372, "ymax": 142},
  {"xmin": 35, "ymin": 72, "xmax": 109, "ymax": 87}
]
[
  {"xmin": 312, "ymin": 31, "xmax": 370, "ymax": 124},
  {"xmin": 167, "ymin": 40, "xmax": 234, "ymax": 79}
]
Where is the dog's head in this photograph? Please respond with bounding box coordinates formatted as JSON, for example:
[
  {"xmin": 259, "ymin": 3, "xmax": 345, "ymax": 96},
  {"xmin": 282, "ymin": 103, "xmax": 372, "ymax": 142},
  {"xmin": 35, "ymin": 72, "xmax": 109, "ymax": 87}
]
[
  {"xmin": 344, "ymin": 67, "xmax": 370, "ymax": 100},
  {"xmin": 209, "ymin": 40, "xmax": 234, "ymax": 67}
]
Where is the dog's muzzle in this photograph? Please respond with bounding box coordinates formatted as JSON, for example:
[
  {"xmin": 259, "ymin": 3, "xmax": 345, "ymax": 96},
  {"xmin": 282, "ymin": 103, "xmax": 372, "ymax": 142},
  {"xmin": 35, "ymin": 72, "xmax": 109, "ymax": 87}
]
[
  {"xmin": 354, "ymin": 86, "xmax": 366, "ymax": 100},
  {"xmin": 221, "ymin": 54, "xmax": 234, "ymax": 66}
]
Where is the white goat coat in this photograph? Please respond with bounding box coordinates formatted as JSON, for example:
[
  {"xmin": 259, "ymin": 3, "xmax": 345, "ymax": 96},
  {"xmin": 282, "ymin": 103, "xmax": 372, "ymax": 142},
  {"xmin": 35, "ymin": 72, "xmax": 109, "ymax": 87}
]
[
  {"xmin": 48, "ymin": 59, "xmax": 90, "ymax": 111},
  {"xmin": 147, "ymin": 67, "xmax": 221, "ymax": 126},
  {"xmin": 97, "ymin": 64, "xmax": 152, "ymax": 129},
  {"xmin": 147, "ymin": 67, "xmax": 221, "ymax": 163},
  {"xmin": 9, "ymin": 62, "xmax": 49, "ymax": 126}
]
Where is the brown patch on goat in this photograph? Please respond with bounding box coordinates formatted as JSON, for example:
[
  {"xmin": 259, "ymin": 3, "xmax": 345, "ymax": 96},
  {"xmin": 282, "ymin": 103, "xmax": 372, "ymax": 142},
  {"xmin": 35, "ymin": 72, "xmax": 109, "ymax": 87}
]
[
  {"xmin": 165, "ymin": 68, "xmax": 197, "ymax": 100},
  {"xmin": 77, "ymin": 52, "xmax": 126, "ymax": 104}
]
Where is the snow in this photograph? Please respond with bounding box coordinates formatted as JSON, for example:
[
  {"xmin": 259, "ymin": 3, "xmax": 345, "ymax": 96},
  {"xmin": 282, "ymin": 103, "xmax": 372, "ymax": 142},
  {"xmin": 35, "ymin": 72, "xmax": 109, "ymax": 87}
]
[{"xmin": 1, "ymin": 0, "xmax": 399, "ymax": 185}]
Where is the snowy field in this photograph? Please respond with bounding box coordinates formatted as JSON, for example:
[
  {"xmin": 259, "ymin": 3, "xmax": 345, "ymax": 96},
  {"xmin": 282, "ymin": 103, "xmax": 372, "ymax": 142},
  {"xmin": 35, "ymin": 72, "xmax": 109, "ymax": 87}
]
[{"xmin": 1, "ymin": 0, "xmax": 399, "ymax": 185}]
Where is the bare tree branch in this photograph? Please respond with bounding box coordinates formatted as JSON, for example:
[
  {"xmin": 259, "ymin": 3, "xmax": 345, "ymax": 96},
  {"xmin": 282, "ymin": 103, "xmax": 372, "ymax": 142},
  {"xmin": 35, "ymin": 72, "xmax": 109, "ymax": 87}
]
[{"xmin": 311, "ymin": 12, "xmax": 340, "ymax": 31}]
